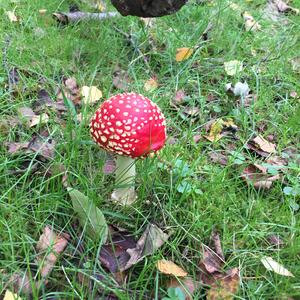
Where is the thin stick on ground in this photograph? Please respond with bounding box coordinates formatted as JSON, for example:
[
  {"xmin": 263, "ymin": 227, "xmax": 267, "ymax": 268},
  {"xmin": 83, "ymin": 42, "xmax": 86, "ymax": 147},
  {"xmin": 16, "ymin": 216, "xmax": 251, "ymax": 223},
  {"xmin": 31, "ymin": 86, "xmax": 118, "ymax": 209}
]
[{"xmin": 52, "ymin": 11, "xmax": 119, "ymax": 25}]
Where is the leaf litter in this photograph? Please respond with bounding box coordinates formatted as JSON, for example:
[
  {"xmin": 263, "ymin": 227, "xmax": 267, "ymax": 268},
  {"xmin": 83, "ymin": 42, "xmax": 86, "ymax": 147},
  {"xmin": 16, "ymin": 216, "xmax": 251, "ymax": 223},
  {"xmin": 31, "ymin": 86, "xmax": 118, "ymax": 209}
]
[{"xmin": 199, "ymin": 231, "xmax": 240, "ymax": 300}]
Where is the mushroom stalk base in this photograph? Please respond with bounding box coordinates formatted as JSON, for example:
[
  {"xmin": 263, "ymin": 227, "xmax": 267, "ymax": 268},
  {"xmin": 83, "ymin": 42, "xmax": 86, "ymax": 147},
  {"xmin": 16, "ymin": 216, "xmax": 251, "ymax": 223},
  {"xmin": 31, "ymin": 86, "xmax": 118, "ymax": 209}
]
[{"xmin": 111, "ymin": 155, "xmax": 137, "ymax": 205}]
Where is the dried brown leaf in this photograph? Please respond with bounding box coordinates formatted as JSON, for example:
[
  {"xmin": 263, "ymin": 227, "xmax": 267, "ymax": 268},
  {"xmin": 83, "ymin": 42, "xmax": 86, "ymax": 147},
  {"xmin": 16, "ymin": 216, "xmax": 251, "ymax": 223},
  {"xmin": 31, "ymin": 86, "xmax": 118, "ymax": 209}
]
[
  {"xmin": 207, "ymin": 268, "xmax": 240, "ymax": 300},
  {"xmin": 36, "ymin": 226, "xmax": 69, "ymax": 278},
  {"xmin": 208, "ymin": 152, "xmax": 228, "ymax": 166},
  {"xmin": 252, "ymin": 135, "xmax": 276, "ymax": 153},
  {"xmin": 241, "ymin": 164, "xmax": 280, "ymax": 189},
  {"xmin": 173, "ymin": 89, "xmax": 186, "ymax": 105},
  {"xmin": 122, "ymin": 224, "xmax": 169, "ymax": 271},
  {"xmin": 56, "ymin": 77, "xmax": 81, "ymax": 105}
]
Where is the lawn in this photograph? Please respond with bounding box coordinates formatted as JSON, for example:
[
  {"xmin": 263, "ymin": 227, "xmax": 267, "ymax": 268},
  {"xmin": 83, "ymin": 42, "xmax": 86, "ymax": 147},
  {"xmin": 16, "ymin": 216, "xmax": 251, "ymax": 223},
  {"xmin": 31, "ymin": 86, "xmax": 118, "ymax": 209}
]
[{"xmin": 0, "ymin": 0, "xmax": 299, "ymax": 299}]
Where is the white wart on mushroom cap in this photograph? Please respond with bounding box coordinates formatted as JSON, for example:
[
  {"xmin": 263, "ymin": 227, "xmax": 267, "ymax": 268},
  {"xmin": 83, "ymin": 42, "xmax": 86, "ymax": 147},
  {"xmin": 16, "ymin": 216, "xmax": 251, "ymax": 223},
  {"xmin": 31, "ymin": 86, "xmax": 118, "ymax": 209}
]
[{"xmin": 90, "ymin": 92, "xmax": 167, "ymax": 158}]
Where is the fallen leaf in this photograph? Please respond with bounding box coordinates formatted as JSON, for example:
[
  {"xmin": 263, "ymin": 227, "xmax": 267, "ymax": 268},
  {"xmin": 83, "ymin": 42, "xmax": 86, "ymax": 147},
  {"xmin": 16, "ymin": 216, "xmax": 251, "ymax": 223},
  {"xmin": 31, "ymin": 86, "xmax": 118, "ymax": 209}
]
[
  {"xmin": 18, "ymin": 107, "xmax": 49, "ymax": 127},
  {"xmin": 29, "ymin": 113, "xmax": 49, "ymax": 127},
  {"xmin": 241, "ymin": 164, "xmax": 280, "ymax": 189},
  {"xmin": 3, "ymin": 290, "xmax": 22, "ymax": 300},
  {"xmin": 208, "ymin": 152, "xmax": 228, "ymax": 166},
  {"xmin": 7, "ymin": 272, "xmax": 33, "ymax": 295},
  {"xmin": 56, "ymin": 77, "xmax": 81, "ymax": 106},
  {"xmin": 167, "ymin": 277, "xmax": 200, "ymax": 300},
  {"xmin": 243, "ymin": 12, "xmax": 261, "ymax": 32},
  {"xmin": 157, "ymin": 260, "xmax": 188, "ymax": 277},
  {"xmin": 99, "ymin": 226, "xmax": 137, "ymax": 272},
  {"xmin": 176, "ymin": 47, "xmax": 194, "ymax": 62},
  {"xmin": 251, "ymin": 135, "xmax": 276, "ymax": 154},
  {"xmin": 36, "ymin": 226, "xmax": 69, "ymax": 278},
  {"xmin": 183, "ymin": 106, "xmax": 200, "ymax": 117},
  {"xmin": 122, "ymin": 224, "xmax": 169, "ymax": 271},
  {"xmin": 224, "ymin": 60, "xmax": 243, "ymax": 76},
  {"xmin": 5, "ymin": 133, "xmax": 56, "ymax": 160},
  {"xmin": 261, "ymin": 256, "xmax": 294, "ymax": 277},
  {"xmin": 81, "ymin": 86, "xmax": 102, "ymax": 105},
  {"xmin": 68, "ymin": 188, "xmax": 108, "ymax": 243},
  {"xmin": 6, "ymin": 11, "xmax": 20, "ymax": 22},
  {"xmin": 205, "ymin": 118, "xmax": 237, "ymax": 142},
  {"xmin": 144, "ymin": 77, "xmax": 158, "ymax": 91},
  {"xmin": 172, "ymin": 89, "xmax": 186, "ymax": 106},
  {"xmin": 207, "ymin": 268, "xmax": 240, "ymax": 300}
]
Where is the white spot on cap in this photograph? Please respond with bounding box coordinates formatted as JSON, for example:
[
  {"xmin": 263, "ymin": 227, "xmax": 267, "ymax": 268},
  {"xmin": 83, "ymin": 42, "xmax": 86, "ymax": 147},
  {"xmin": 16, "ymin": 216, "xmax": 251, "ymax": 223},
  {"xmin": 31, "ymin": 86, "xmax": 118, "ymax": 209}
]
[
  {"xmin": 111, "ymin": 114, "xmax": 115, "ymax": 119},
  {"xmin": 103, "ymin": 116, "xmax": 108, "ymax": 120},
  {"xmin": 126, "ymin": 104, "xmax": 131, "ymax": 108},
  {"xmin": 104, "ymin": 129, "xmax": 109, "ymax": 134},
  {"xmin": 125, "ymin": 126, "xmax": 131, "ymax": 131},
  {"xmin": 109, "ymin": 128, "xmax": 115, "ymax": 132},
  {"xmin": 135, "ymin": 108, "xmax": 140, "ymax": 112},
  {"xmin": 116, "ymin": 108, "xmax": 120, "ymax": 113},
  {"xmin": 101, "ymin": 124, "xmax": 105, "ymax": 129},
  {"xmin": 116, "ymin": 129, "xmax": 123, "ymax": 134},
  {"xmin": 101, "ymin": 136, "xmax": 107, "ymax": 143},
  {"xmin": 116, "ymin": 121, "xmax": 122, "ymax": 127},
  {"xmin": 119, "ymin": 100, "xmax": 124, "ymax": 104},
  {"xmin": 123, "ymin": 112, "xmax": 129, "ymax": 116},
  {"xmin": 134, "ymin": 117, "xmax": 138, "ymax": 122}
]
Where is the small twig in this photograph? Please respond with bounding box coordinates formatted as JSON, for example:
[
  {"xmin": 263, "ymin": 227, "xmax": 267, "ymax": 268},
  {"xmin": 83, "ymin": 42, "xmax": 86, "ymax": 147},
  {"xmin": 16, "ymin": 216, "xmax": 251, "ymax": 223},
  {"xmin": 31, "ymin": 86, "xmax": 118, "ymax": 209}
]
[{"xmin": 52, "ymin": 11, "xmax": 119, "ymax": 25}]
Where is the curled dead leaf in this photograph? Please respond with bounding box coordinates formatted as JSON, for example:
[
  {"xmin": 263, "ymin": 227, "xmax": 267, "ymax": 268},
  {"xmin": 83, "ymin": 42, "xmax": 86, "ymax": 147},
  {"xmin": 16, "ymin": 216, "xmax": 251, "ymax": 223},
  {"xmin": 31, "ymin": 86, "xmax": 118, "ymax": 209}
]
[
  {"xmin": 241, "ymin": 164, "xmax": 280, "ymax": 189},
  {"xmin": 156, "ymin": 260, "xmax": 188, "ymax": 277}
]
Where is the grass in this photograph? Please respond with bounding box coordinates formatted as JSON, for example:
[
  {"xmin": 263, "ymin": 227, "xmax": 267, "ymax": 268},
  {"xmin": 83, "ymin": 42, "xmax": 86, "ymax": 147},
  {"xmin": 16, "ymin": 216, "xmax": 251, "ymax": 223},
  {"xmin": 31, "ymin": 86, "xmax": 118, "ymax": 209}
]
[{"xmin": 0, "ymin": 0, "xmax": 300, "ymax": 299}]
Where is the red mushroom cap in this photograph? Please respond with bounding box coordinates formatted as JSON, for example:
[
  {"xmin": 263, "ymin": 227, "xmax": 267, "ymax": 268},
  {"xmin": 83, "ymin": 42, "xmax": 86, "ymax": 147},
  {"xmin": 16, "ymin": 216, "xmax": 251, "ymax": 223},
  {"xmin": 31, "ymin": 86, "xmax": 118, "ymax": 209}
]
[{"xmin": 90, "ymin": 92, "xmax": 167, "ymax": 158}]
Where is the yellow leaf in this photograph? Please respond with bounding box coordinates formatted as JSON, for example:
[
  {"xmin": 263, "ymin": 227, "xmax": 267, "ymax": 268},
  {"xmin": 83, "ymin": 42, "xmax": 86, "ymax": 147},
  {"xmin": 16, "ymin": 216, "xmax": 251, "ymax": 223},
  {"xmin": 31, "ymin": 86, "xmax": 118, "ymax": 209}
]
[
  {"xmin": 176, "ymin": 47, "xmax": 194, "ymax": 62},
  {"xmin": 6, "ymin": 11, "xmax": 19, "ymax": 23},
  {"xmin": 81, "ymin": 86, "xmax": 102, "ymax": 105},
  {"xmin": 224, "ymin": 60, "xmax": 243, "ymax": 76},
  {"xmin": 144, "ymin": 78, "xmax": 158, "ymax": 91},
  {"xmin": 156, "ymin": 259, "xmax": 188, "ymax": 277},
  {"xmin": 4, "ymin": 290, "xmax": 22, "ymax": 300}
]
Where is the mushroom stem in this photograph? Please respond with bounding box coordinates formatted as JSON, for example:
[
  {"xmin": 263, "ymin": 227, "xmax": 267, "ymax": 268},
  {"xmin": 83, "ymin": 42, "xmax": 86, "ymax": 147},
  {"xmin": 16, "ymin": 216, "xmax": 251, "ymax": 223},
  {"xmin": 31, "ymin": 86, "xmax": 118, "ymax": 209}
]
[{"xmin": 111, "ymin": 155, "xmax": 137, "ymax": 205}]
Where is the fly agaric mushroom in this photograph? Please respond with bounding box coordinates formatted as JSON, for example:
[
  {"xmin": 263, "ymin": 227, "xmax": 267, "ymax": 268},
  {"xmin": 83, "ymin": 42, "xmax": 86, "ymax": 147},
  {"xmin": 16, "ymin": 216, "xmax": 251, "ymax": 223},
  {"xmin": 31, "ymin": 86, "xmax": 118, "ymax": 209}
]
[{"xmin": 90, "ymin": 92, "xmax": 167, "ymax": 205}]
